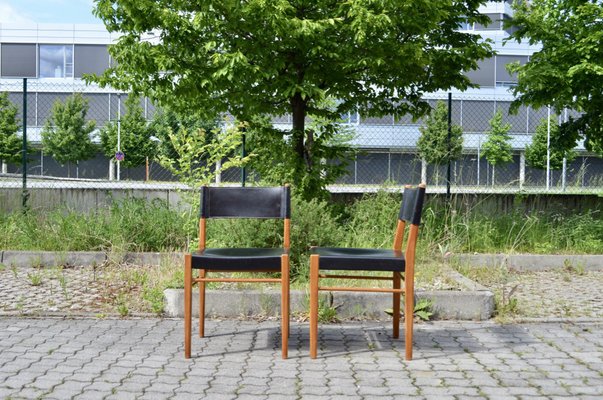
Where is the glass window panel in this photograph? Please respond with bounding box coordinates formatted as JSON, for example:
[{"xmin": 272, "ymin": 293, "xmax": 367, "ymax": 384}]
[
  {"xmin": 39, "ymin": 45, "xmax": 73, "ymax": 78},
  {"xmin": 1, "ymin": 44, "xmax": 36, "ymax": 77},
  {"xmin": 465, "ymin": 58, "xmax": 495, "ymax": 87},
  {"xmin": 74, "ymin": 45, "xmax": 109, "ymax": 78},
  {"xmin": 496, "ymin": 55, "xmax": 528, "ymax": 84}
]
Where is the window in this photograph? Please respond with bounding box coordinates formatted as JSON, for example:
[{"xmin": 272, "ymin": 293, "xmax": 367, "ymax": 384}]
[
  {"xmin": 1, "ymin": 44, "xmax": 37, "ymax": 77},
  {"xmin": 465, "ymin": 58, "xmax": 495, "ymax": 87},
  {"xmin": 74, "ymin": 45, "xmax": 109, "ymax": 78},
  {"xmin": 39, "ymin": 45, "xmax": 73, "ymax": 78},
  {"xmin": 495, "ymin": 55, "xmax": 528, "ymax": 86}
]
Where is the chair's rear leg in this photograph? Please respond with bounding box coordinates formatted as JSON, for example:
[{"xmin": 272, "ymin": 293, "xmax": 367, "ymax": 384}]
[
  {"xmin": 404, "ymin": 271, "xmax": 414, "ymax": 361},
  {"xmin": 184, "ymin": 254, "xmax": 192, "ymax": 359},
  {"xmin": 281, "ymin": 254, "xmax": 289, "ymax": 359},
  {"xmin": 309, "ymin": 254, "xmax": 319, "ymax": 359},
  {"xmin": 199, "ymin": 269, "xmax": 206, "ymax": 337},
  {"xmin": 393, "ymin": 271, "xmax": 401, "ymax": 339}
]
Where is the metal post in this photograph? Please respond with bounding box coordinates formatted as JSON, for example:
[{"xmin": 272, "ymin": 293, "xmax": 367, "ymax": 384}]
[
  {"xmin": 447, "ymin": 92, "xmax": 452, "ymax": 199},
  {"xmin": 117, "ymin": 93, "xmax": 121, "ymax": 181},
  {"xmin": 22, "ymin": 78, "xmax": 28, "ymax": 210},
  {"xmin": 241, "ymin": 128, "xmax": 246, "ymax": 187},
  {"xmin": 546, "ymin": 106, "xmax": 551, "ymax": 191},
  {"xmin": 562, "ymin": 108, "xmax": 568, "ymax": 192}
]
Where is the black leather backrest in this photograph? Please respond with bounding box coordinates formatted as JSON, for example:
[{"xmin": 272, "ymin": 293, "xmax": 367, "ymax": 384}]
[
  {"xmin": 200, "ymin": 186, "xmax": 291, "ymax": 219},
  {"xmin": 398, "ymin": 185, "xmax": 426, "ymax": 225}
]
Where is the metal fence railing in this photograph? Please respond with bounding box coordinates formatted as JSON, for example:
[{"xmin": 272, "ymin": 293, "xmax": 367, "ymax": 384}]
[{"xmin": 1, "ymin": 78, "xmax": 601, "ymax": 208}]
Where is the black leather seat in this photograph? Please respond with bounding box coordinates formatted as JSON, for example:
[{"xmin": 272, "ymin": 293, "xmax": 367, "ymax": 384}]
[
  {"xmin": 191, "ymin": 248, "xmax": 287, "ymax": 271},
  {"xmin": 311, "ymin": 248, "xmax": 404, "ymax": 271}
]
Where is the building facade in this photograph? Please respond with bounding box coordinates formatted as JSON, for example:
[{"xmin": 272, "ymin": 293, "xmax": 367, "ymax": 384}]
[{"xmin": 0, "ymin": 2, "xmax": 601, "ymax": 190}]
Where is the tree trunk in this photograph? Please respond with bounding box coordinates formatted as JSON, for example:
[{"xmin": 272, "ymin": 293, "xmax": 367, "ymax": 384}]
[
  {"xmin": 1, "ymin": 160, "xmax": 7, "ymax": 174},
  {"xmin": 492, "ymin": 166, "xmax": 495, "ymax": 187},
  {"xmin": 291, "ymin": 93, "xmax": 306, "ymax": 161}
]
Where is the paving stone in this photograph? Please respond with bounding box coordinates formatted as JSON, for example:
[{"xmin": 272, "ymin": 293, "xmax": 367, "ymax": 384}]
[{"xmin": 0, "ymin": 318, "xmax": 603, "ymax": 399}]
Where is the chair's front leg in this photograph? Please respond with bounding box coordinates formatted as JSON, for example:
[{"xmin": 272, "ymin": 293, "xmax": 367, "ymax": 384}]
[
  {"xmin": 309, "ymin": 254, "xmax": 320, "ymax": 359},
  {"xmin": 184, "ymin": 254, "xmax": 192, "ymax": 359},
  {"xmin": 393, "ymin": 271, "xmax": 401, "ymax": 339},
  {"xmin": 199, "ymin": 269, "xmax": 206, "ymax": 337},
  {"xmin": 281, "ymin": 254, "xmax": 290, "ymax": 359},
  {"xmin": 404, "ymin": 271, "xmax": 414, "ymax": 361}
]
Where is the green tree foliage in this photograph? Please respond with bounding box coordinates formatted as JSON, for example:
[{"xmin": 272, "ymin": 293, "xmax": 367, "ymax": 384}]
[
  {"xmin": 157, "ymin": 123, "xmax": 249, "ymax": 190},
  {"xmin": 246, "ymin": 99, "xmax": 357, "ymax": 200},
  {"xmin": 507, "ymin": 0, "xmax": 603, "ymax": 156},
  {"xmin": 525, "ymin": 117, "xmax": 576, "ymax": 170},
  {"xmin": 417, "ymin": 101, "xmax": 463, "ymax": 165},
  {"xmin": 0, "ymin": 92, "xmax": 23, "ymax": 166},
  {"xmin": 90, "ymin": 0, "xmax": 493, "ymax": 197},
  {"xmin": 100, "ymin": 95, "xmax": 155, "ymax": 168},
  {"xmin": 149, "ymin": 106, "xmax": 219, "ymax": 166},
  {"xmin": 482, "ymin": 110, "xmax": 513, "ymax": 185},
  {"xmin": 41, "ymin": 93, "xmax": 96, "ymax": 167}
]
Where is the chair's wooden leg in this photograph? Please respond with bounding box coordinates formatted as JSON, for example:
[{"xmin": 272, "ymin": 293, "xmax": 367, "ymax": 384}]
[
  {"xmin": 309, "ymin": 254, "xmax": 319, "ymax": 359},
  {"xmin": 281, "ymin": 254, "xmax": 289, "ymax": 359},
  {"xmin": 184, "ymin": 254, "xmax": 192, "ymax": 359},
  {"xmin": 393, "ymin": 271, "xmax": 401, "ymax": 339},
  {"xmin": 404, "ymin": 271, "xmax": 414, "ymax": 361},
  {"xmin": 199, "ymin": 269, "xmax": 206, "ymax": 338}
]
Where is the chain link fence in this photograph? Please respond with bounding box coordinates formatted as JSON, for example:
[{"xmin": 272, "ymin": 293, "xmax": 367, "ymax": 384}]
[{"xmin": 1, "ymin": 78, "xmax": 601, "ymax": 209}]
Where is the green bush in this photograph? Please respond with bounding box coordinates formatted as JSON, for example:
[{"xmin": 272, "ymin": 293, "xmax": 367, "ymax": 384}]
[{"xmin": 1, "ymin": 190, "xmax": 601, "ymax": 270}]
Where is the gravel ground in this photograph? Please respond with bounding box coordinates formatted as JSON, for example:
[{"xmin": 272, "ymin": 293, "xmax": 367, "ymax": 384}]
[
  {"xmin": 1, "ymin": 262, "xmax": 603, "ymax": 319},
  {"xmin": 503, "ymin": 270, "xmax": 603, "ymax": 319},
  {"xmin": 0, "ymin": 264, "xmax": 150, "ymax": 317}
]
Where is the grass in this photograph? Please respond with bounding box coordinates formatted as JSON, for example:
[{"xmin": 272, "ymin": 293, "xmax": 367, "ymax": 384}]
[{"xmin": 0, "ymin": 191, "xmax": 601, "ymax": 315}]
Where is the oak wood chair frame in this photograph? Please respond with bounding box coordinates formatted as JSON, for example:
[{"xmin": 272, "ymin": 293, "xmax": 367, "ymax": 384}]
[
  {"xmin": 309, "ymin": 183, "xmax": 426, "ymax": 360},
  {"xmin": 184, "ymin": 185, "xmax": 291, "ymax": 359}
]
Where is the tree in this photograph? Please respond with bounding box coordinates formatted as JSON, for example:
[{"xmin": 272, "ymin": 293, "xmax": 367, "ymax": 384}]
[
  {"xmin": 100, "ymin": 94, "xmax": 156, "ymax": 169},
  {"xmin": 149, "ymin": 106, "xmax": 219, "ymax": 167},
  {"xmin": 246, "ymin": 99, "xmax": 357, "ymax": 199},
  {"xmin": 41, "ymin": 93, "xmax": 96, "ymax": 176},
  {"xmin": 482, "ymin": 110, "xmax": 513, "ymax": 186},
  {"xmin": 90, "ymin": 0, "xmax": 493, "ymax": 196},
  {"xmin": 525, "ymin": 117, "xmax": 576, "ymax": 170},
  {"xmin": 0, "ymin": 92, "xmax": 22, "ymax": 173},
  {"xmin": 417, "ymin": 101, "xmax": 463, "ymax": 184},
  {"xmin": 506, "ymin": 0, "xmax": 603, "ymax": 156}
]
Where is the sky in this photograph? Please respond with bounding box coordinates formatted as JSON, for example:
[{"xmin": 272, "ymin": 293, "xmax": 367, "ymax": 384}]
[{"xmin": 0, "ymin": 0, "xmax": 102, "ymax": 24}]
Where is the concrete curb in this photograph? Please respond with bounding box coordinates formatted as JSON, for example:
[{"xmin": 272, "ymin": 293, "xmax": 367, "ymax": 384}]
[
  {"xmin": 453, "ymin": 254, "xmax": 603, "ymax": 271},
  {"xmin": 0, "ymin": 250, "xmax": 184, "ymax": 268},
  {"xmin": 3, "ymin": 250, "xmax": 601, "ymax": 271},
  {"xmin": 163, "ymin": 288, "xmax": 495, "ymax": 321}
]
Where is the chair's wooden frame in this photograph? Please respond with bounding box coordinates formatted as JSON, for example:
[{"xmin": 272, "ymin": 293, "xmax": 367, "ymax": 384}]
[
  {"xmin": 184, "ymin": 189, "xmax": 291, "ymax": 360},
  {"xmin": 309, "ymin": 184, "xmax": 424, "ymax": 361}
]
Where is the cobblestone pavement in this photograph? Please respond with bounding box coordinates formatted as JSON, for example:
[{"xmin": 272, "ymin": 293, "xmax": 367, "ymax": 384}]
[
  {"xmin": 1, "ymin": 317, "xmax": 603, "ymax": 399},
  {"xmin": 504, "ymin": 271, "xmax": 603, "ymax": 318}
]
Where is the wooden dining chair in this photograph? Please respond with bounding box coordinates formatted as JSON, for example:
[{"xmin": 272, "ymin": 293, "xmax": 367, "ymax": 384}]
[
  {"xmin": 184, "ymin": 185, "xmax": 291, "ymax": 359},
  {"xmin": 309, "ymin": 183, "xmax": 426, "ymax": 360}
]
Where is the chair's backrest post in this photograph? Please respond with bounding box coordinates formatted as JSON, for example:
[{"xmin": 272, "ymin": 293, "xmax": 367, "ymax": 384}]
[
  {"xmin": 392, "ymin": 220, "xmax": 406, "ymax": 252},
  {"xmin": 399, "ymin": 183, "xmax": 426, "ymax": 260},
  {"xmin": 198, "ymin": 218, "xmax": 206, "ymax": 251},
  {"xmin": 393, "ymin": 185, "xmax": 412, "ymax": 251},
  {"xmin": 284, "ymin": 218, "xmax": 291, "ymax": 250},
  {"xmin": 283, "ymin": 184, "xmax": 291, "ymax": 250},
  {"xmin": 198, "ymin": 186, "xmax": 209, "ymax": 251}
]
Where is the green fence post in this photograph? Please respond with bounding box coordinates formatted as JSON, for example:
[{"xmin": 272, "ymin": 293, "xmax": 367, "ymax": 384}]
[{"xmin": 22, "ymin": 78, "xmax": 29, "ymax": 210}]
